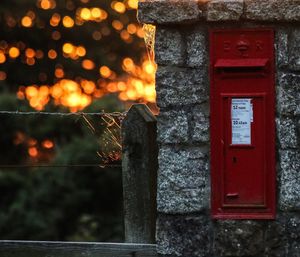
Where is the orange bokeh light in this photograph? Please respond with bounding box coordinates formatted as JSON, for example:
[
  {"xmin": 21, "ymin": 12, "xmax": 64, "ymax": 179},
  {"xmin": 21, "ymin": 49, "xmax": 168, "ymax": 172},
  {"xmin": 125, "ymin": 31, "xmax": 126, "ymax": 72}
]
[
  {"xmin": 21, "ymin": 16, "xmax": 33, "ymax": 27},
  {"xmin": 112, "ymin": 20, "xmax": 123, "ymax": 31},
  {"xmin": 55, "ymin": 68, "xmax": 64, "ymax": 78},
  {"xmin": 8, "ymin": 47, "xmax": 20, "ymax": 58},
  {"xmin": 42, "ymin": 139, "xmax": 54, "ymax": 149},
  {"xmin": 0, "ymin": 52, "xmax": 6, "ymax": 63},
  {"xmin": 25, "ymin": 48, "xmax": 35, "ymax": 58},
  {"xmin": 0, "ymin": 71, "xmax": 6, "ymax": 80},
  {"xmin": 76, "ymin": 46, "xmax": 86, "ymax": 57},
  {"xmin": 50, "ymin": 13, "xmax": 61, "ymax": 26},
  {"xmin": 82, "ymin": 59, "xmax": 95, "ymax": 70},
  {"xmin": 113, "ymin": 2, "xmax": 126, "ymax": 13},
  {"xmin": 48, "ymin": 49, "xmax": 57, "ymax": 59},
  {"xmin": 99, "ymin": 66, "xmax": 112, "ymax": 78},
  {"xmin": 28, "ymin": 147, "xmax": 38, "ymax": 157},
  {"xmin": 63, "ymin": 16, "xmax": 74, "ymax": 28}
]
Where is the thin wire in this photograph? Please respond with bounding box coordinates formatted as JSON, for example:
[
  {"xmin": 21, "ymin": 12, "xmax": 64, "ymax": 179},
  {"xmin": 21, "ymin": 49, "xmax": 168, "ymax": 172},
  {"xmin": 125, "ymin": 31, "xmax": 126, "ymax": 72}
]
[
  {"xmin": 0, "ymin": 164, "xmax": 122, "ymax": 169},
  {"xmin": 0, "ymin": 111, "xmax": 126, "ymax": 117}
]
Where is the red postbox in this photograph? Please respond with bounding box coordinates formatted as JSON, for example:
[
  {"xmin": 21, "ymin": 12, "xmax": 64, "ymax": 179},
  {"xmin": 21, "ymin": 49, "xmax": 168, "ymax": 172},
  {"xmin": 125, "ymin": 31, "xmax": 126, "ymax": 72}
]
[{"xmin": 210, "ymin": 29, "xmax": 276, "ymax": 219}]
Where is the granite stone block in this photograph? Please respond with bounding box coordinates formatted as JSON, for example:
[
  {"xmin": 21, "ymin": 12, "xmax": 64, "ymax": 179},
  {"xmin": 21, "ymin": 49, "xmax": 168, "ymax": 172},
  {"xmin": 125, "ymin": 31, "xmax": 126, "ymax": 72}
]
[
  {"xmin": 157, "ymin": 214, "xmax": 212, "ymax": 257},
  {"xmin": 186, "ymin": 27, "xmax": 207, "ymax": 67},
  {"xmin": 207, "ymin": 0, "xmax": 244, "ymax": 21},
  {"xmin": 278, "ymin": 150, "xmax": 300, "ymax": 211},
  {"xmin": 157, "ymin": 146, "xmax": 209, "ymax": 213},
  {"xmin": 289, "ymin": 28, "xmax": 300, "ymax": 71},
  {"xmin": 275, "ymin": 29, "xmax": 289, "ymax": 68},
  {"xmin": 276, "ymin": 117, "xmax": 298, "ymax": 149},
  {"xmin": 157, "ymin": 188, "xmax": 207, "ymax": 214},
  {"xmin": 244, "ymin": 0, "xmax": 300, "ymax": 21},
  {"xmin": 277, "ymin": 72, "xmax": 300, "ymax": 116},
  {"xmin": 138, "ymin": 0, "xmax": 201, "ymax": 24},
  {"xmin": 213, "ymin": 220, "xmax": 264, "ymax": 256},
  {"xmin": 265, "ymin": 213, "xmax": 300, "ymax": 257},
  {"xmin": 155, "ymin": 27, "xmax": 185, "ymax": 66},
  {"xmin": 191, "ymin": 105, "xmax": 210, "ymax": 143},
  {"xmin": 156, "ymin": 66, "xmax": 208, "ymax": 108},
  {"xmin": 157, "ymin": 110, "xmax": 189, "ymax": 144}
]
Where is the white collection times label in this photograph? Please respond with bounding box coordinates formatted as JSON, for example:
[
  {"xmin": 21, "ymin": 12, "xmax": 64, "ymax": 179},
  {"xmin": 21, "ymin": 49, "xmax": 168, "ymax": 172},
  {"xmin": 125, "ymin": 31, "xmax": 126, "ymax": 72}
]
[{"xmin": 231, "ymin": 98, "xmax": 252, "ymax": 145}]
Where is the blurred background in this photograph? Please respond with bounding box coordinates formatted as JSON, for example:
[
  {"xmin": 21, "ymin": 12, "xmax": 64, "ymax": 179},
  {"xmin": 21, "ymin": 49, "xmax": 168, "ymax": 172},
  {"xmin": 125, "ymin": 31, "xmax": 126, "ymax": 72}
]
[{"xmin": 0, "ymin": 0, "xmax": 156, "ymax": 242}]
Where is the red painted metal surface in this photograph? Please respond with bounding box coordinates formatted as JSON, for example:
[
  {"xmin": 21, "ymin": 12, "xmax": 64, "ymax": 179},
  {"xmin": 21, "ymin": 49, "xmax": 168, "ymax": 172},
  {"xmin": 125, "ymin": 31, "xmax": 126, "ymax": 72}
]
[{"xmin": 210, "ymin": 29, "xmax": 276, "ymax": 219}]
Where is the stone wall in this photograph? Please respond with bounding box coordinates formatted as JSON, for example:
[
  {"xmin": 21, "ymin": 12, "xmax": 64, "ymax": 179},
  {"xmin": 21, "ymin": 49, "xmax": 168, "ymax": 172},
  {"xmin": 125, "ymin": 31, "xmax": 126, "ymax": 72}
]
[{"xmin": 138, "ymin": 0, "xmax": 300, "ymax": 256}]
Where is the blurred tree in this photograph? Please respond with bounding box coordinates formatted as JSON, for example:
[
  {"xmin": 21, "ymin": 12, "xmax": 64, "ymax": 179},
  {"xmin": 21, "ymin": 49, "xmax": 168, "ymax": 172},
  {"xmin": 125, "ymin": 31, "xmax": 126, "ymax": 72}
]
[{"xmin": 0, "ymin": 0, "xmax": 150, "ymax": 241}]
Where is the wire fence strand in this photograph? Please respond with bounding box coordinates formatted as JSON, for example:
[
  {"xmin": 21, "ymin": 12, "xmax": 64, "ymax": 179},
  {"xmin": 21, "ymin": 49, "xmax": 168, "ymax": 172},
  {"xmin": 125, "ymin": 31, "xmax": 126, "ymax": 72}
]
[
  {"xmin": 0, "ymin": 164, "xmax": 122, "ymax": 169},
  {"xmin": 0, "ymin": 110, "xmax": 126, "ymax": 117}
]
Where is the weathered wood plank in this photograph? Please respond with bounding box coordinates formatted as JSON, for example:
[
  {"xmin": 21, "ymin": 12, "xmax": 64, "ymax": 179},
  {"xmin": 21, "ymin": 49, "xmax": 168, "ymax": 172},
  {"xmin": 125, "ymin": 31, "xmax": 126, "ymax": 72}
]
[
  {"xmin": 122, "ymin": 104, "xmax": 158, "ymax": 244},
  {"xmin": 0, "ymin": 240, "xmax": 157, "ymax": 257}
]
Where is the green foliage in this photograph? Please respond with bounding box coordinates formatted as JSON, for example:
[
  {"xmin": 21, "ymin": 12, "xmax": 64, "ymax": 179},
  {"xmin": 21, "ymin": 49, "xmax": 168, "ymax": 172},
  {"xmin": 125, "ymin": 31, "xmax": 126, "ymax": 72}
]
[{"xmin": 0, "ymin": 94, "xmax": 124, "ymax": 241}]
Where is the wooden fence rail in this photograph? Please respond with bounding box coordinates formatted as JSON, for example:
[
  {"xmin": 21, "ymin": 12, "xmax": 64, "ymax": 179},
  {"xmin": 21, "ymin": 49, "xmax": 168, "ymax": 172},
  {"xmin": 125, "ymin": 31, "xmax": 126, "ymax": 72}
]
[{"xmin": 0, "ymin": 240, "xmax": 157, "ymax": 257}]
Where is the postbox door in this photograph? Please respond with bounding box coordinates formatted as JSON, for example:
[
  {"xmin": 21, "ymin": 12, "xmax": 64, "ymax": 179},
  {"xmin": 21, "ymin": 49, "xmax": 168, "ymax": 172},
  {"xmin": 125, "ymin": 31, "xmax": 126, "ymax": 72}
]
[{"xmin": 210, "ymin": 29, "xmax": 276, "ymax": 219}]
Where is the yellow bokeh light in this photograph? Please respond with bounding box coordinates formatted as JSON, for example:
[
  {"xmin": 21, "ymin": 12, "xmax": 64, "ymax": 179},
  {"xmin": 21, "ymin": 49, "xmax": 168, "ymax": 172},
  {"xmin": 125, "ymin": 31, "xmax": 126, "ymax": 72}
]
[
  {"xmin": 80, "ymin": 8, "xmax": 91, "ymax": 20},
  {"xmin": 63, "ymin": 16, "xmax": 74, "ymax": 28},
  {"xmin": 99, "ymin": 66, "xmax": 112, "ymax": 78},
  {"xmin": 113, "ymin": 2, "xmax": 126, "ymax": 13},
  {"xmin": 62, "ymin": 43, "xmax": 74, "ymax": 54},
  {"xmin": 143, "ymin": 61, "xmax": 156, "ymax": 74},
  {"xmin": 25, "ymin": 86, "xmax": 38, "ymax": 98},
  {"xmin": 91, "ymin": 8, "xmax": 101, "ymax": 18},
  {"xmin": 127, "ymin": 0, "xmax": 138, "ymax": 9},
  {"xmin": 8, "ymin": 47, "xmax": 20, "ymax": 58}
]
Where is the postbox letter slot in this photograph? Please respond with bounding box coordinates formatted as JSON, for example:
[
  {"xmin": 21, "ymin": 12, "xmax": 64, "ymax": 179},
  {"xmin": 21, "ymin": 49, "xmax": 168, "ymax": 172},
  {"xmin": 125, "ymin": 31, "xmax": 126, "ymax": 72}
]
[{"xmin": 214, "ymin": 58, "xmax": 269, "ymax": 73}]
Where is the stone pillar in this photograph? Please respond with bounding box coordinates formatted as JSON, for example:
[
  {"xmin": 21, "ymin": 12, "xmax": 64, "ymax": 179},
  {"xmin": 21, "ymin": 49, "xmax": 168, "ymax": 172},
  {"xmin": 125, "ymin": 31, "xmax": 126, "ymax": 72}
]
[{"xmin": 138, "ymin": 1, "xmax": 300, "ymax": 256}]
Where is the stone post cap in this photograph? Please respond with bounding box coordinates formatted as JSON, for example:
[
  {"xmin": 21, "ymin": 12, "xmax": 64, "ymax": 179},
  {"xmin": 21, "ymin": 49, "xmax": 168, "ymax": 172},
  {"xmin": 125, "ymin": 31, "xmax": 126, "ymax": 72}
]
[{"xmin": 138, "ymin": 0, "xmax": 300, "ymax": 24}]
